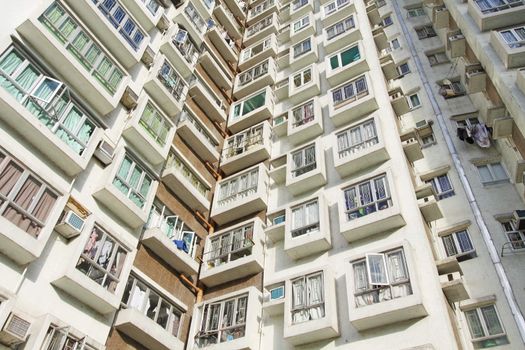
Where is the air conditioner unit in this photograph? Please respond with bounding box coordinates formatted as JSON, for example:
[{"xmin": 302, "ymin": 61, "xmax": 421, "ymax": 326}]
[
  {"xmin": 449, "ymin": 34, "xmax": 465, "ymax": 41},
  {"xmin": 513, "ymin": 210, "xmax": 525, "ymax": 230},
  {"xmin": 55, "ymin": 210, "xmax": 85, "ymax": 239},
  {"xmin": 0, "ymin": 313, "xmax": 31, "ymax": 346},
  {"xmin": 415, "ymin": 120, "xmax": 428, "ymax": 128},
  {"xmin": 94, "ymin": 139, "xmax": 115, "ymax": 166}
]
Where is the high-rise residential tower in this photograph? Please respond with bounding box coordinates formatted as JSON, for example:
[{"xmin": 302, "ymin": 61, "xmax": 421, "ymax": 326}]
[{"xmin": 0, "ymin": 0, "xmax": 525, "ymax": 350}]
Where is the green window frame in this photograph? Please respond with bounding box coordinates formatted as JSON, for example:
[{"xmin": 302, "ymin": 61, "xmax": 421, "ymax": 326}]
[
  {"xmin": 139, "ymin": 103, "xmax": 170, "ymax": 146},
  {"xmin": 113, "ymin": 155, "xmax": 153, "ymax": 209},
  {"xmin": 232, "ymin": 90, "xmax": 267, "ymax": 119}
]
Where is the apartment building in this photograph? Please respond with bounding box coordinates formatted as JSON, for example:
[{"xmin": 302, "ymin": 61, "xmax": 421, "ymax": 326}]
[{"xmin": 0, "ymin": 0, "xmax": 525, "ymax": 349}]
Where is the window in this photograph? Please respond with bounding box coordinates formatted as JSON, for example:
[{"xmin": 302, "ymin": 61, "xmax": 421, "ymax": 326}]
[
  {"xmin": 500, "ymin": 26, "xmax": 525, "ymax": 48},
  {"xmin": 146, "ymin": 199, "xmax": 198, "ymax": 258},
  {"xmin": 250, "ymin": 0, "xmax": 276, "ymax": 17},
  {"xmin": 292, "ymin": 67, "xmax": 312, "ymax": 89},
  {"xmin": 441, "ymin": 229, "xmax": 476, "ymax": 260},
  {"xmin": 0, "ymin": 46, "xmax": 97, "ymax": 155},
  {"xmin": 416, "ymin": 25, "xmax": 436, "ymax": 39},
  {"xmin": 139, "ymin": 103, "xmax": 170, "ymax": 146},
  {"xmin": 122, "ymin": 274, "xmax": 183, "ymax": 337},
  {"xmin": 140, "ymin": 0, "xmax": 161, "ymax": 15},
  {"xmin": 291, "ymin": 272, "xmax": 325, "ymax": 324},
  {"xmin": 336, "ymin": 119, "xmax": 379, "ymax": 159},
  {"xmin": 382, "ymin": 15, "xmax": 393, "ymax": 27},
  {"xmin": 217, "ymin": 168, "xmax": 259, "ymax": 206},
  {"xmin": 407, "ymin": 93, "xmax": 421, "ymax": 109},
  {"xmin": 427, "ymin": 51, "xmax": 449, "ymax": 66},
  {"xmin": 92, "ymin": 0, "xmax": 145, "ymax": 50},
  {"xmin": 172, "ymin": 28, "xmax": 199, "ymax": 64},
  {"xmin": 475, "ymin": 0, "xmax": 524, "ymax": 14},
  {"xmin": 232, "ymin": 90, "xmax": 267, "ymax": 120},
  {"xmin": 291, "ymin": 100, "xmax": 314, "ymax": 128},
  {"xmin": 501, "ymin": 220, "xmax": 525, "ymax": 250},
  {"xmin": 326, "ymin": 16, "xmax": 355, "ymax": 41},
  {"xmin": 241, "ymin": 38, "xmax": 272, "ymax": 63},
  {"xmin": 292, "ymin": 0, "xmax": 309, "ymax": 10},
  {"xmin": 178, "ymin": 108, "xmax": 217, "ymax": 149},
  {"xmin": 291, "ymin": 144, "xmax": 316, "ymax": 177},
  {"xmin": 421, "ymin": 134, "xmax": 436, "ymax": 147},
  {"xmin": 456, "ymin": 117, "xmax": 479, "ymax": 128},
  {"xmin": 426, "ymin": 174, "xmax": 455, "ymax": 200},
  {"xmin": 270, "ymin": 285, "xmax": 284, "ymax": 300},
  {"xmin": 207, "ymin": 223, "xmax": 254, "ymax": 268},
  {"xmin": 343, "ymin": 174, "xmax": 391, "ymax": 221},
  {"xmin": 43, "ymin": 325, "xmax": 98, "ymax": 350},
  {"xmin": 329, "ymin": 45, "xmax": 361, "ymax": 70},
  {"xmin": 477, "ymin": 162, "xmax": 508, "ymax": 185},
  {"xmin": 184, "ymin": 3, "xmax": 206, "ymax": 33},
  {"xmin": 0, "ymin": 149, "xmax": 58, "ymax": 237},
  {"xmin": 246, "ymin": 14, "xmax": 274, "ymax": 38},
  {"xmin": 331, "ymin": 75, "xmax": 368, "ymax": 107},
  {"xmin": 238, "ymin": 60, "xmax": 270, "ymax": 86},
  {"xmin": 352, "ymin": 248, "xmax": 411, "ymax": 307},
  {"xmin": 291, "ymin": 199, "xmax": 319, "ymax": 237},
  {"xmin": 464, "ymin": 305, "xmax": 507, "ymax": 347},
  {"xmin": 113, "ymin": 154, "xmax": 153, "ymax": 208},
  {"xmin": 407, "ymin": 7, "xmax": 426, "ymax": 17},
  {"xmin": 324, "ymin": 0, "xmax": 350, "ymax": 17},
  {"xmin": 158, "ymin": 60, "xmax": 186, "ymax": 101},
  {"xmin": 197, "ymin": 294, "xmax": 248, "ymax": 346},
  {"xmin": 293, "ymin": 38, "xmax": 312, "ymax": 58},
  {"xmin": 397, "ymin": 62, "xmax": 410, "ymax": 76},
  {"xmin": 224, "ymin": 124, "xmax": 263, "ymax": 159},
  {"xmin": 166, "ymin": 153, "xmax": 209, "ymax": 196},
  {"xmin": 390, "ymin": 38, "xmax": 401, "ymax": 50},
  {"xmin": 40, "ymin": 3, "xmax": 125, "ymax": 94},
  {"xmin": 292, "ymin": 15, "xmax": 310, "ymax": 33},
  {"xmin": 76, "ymin": 225, "xmax": 127, "ymax": 293}
]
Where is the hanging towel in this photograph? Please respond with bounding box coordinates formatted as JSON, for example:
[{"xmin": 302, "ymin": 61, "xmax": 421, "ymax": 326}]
[
  {"xmin": 472, "ymin": 123, "xmax": 491, "ymax": 148},
  {"xmin": 174, "ymin": 239, "xmax": 187, "ymax": 251}
]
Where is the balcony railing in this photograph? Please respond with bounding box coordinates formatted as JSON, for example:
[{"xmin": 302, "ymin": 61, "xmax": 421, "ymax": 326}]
[
  {"xmin": 166, "ymin": 153, "xmax": 209, "ymax": 196},
  {"xmin": 171, "ymin": 31, "xmax": 200, "ymax": 65},
  {"xmin": 178, "ymin": 110, "xmax": 218, "ymax": 149},
  {"xmin": 145, "ymin": 214, "xmax": 198, "ymax": 259},
  {"xmin": 203, "ymin": 237, "xmax": 254, "ymax": 268},
  {"xmin": 189, "ymin": 75, "xmax": 227, "ymax": 113},
  {"xmin": 222, "ymin": 133, "xmax": 264, "ymax": 160},
  {"xmin": 246, "ymin": 14, "xmax": 276, "ymax": 37}
]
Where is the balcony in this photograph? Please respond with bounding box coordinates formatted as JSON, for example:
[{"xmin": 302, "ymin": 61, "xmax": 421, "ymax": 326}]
[
  {"xmin": 333, "ymin": 115, "xmax": 389, "ymax": 178},
  {"xmin": 199, "ymin": 50, "xmax": 234, "ymax": 92},
  {"xmin": 200, "ymin": 218, "xmax": 265, "ymax": 287},
  {"xmin": 322, "ymin": 0, "xmax": 356, "ymax": 27},
  {"xmin": 491, "ymin": 29, "xmax": 525, "ymax": 68},
  {"xmin": 284, "ymin": 195, "xmax": 331, "ymax": 259},
  {"xmin": 288, "ymin": 64, "xmax": 321, "ymax": 105},
  {"xmin": 468, "ymin": 0, "xmax": 525, "ymax": 31},
  {"xmin": 144, "ymin": 56, "xmax": 188, "ymax": 118},
  {"xmin": 214, "ymin": 3, "xmax": 243, "ymax": 40},
  {"xmin": 191, "ymin": 287, "xmax": 262, "ymax": 350},
  {"xmin": 233, "ymin": 59, "xmax": 277, "ymax": 99},
  {"xmin": 187, "ymin": 74, "xmax": 228, "ymax": 124},
  {"xmin": 286, "ymin": 141, "xmax": 327, "ymax": 196},
  {"xmin": 0, "ymin": 76, "xmax": 101, "ymax": 177},
  {"xmin": 206, "ymin": 26, "xmax": 238, "ymax": 64},
  {"xmin": 288, "ymin": 14, "xmax": 314, "ymax": 45},
  {"xmin": 329, "ymin": 73, "xmax": 379, "ymax": 127},
  {"xmin": 389, "ymin": 88, "xmax": 410, "ymax": 116},
  {"xmin": 418, "ymin": 195, "xmax": 443, "ymax": 222},
  {"xmin": 176, "ymin": 109, "xmax": 220, "ymax": 163},
  {"xmin": 221, "ymin": 121, "xmax": 272, "ymax": 175},
  {"xmin": 238, "ymin": 34, "xmax": 278, "ymax": 71},
  {"xmin": 323, "ymin": 15, "xmax": 361, "ymax": 54},
  {"xmin": 338, "ymin": 171, "xmax": 405, "ymax": 242},
  {"xmin": 325, "ymin": 43, "xmax": 368, "ymax": 87},
  {"xmin": 401, "ymin": 133, "xmax": 424, "ymax": 163},
  {"xmin": 290, "ymin": 0, "xmax": 314, "ymax": 20},
  {"xmin": 142, "ymin": 227, "xmax": 200, "ymax": 276},
  {"xmin": 63, "ymin": 0, "xmax": 148, "ymax": 69},
  {"xmin": 161, "ymin": 152, "xmax": 211, "ymax": 213},
  {"xmin": 269, "ymin": 154, "xmax": 287, "ymax": 184},
  {"xmin": 265, "ymin": 209, "xmax": 286, "ymax": 242},
  {"xmin": 211, "ymin": 163, "xmax": 269, "ymax": 225},
  {"xmin": 247, "ymin": 0, "xmax": 279, "ymax": 26},
  {"xmin": 122, "ymin": 98, "xmax": 175, "ymax": 166},
  {"xmin": 287, "ymin": 97, "xmax": 323, "ymax": 145},
  {"xmin": 447, "ymin": 32, "xmax": 466, "ymax": 58},
  {"xmin": 440, "ymin": 272, "xmax": 469, "ymax": 303},
  {"xmin": 115, "ymin": 308, "xmax": 184, "ymax": 350},
  {"xmin": 289, "ymin": 37, "xmax": 319, "ymax": 71},
  {"xmin": 121, "ymin": 0, "xmax": 164, "ymax": 31},
  {"xmin": 173, "ymin": 2, "xmax": 207, "ymax": 46},
  {"xmin": 17, "ymin": 13, "xmax": 127, "ymax": 116},
  {"xmin": 160, "ymin": 26, "xmax": 199, "ymax": 79},
  {"xmin": 284, "ymin": 267, "xmax": 339, "ymax": 345},
  {"xmin": 244, "ymin": 13, "xmax": 280, "ymax": 47},
  {"xmin": 227, "ymin": 86, "xmax": 274, "ymax": 133},
  {"xmin": 263, "ymin": 281, "xmax": 285, "ymax": 316},
  {"xmin": 345, "ymin": 242, "xmax": 427, "ymax": 331}
]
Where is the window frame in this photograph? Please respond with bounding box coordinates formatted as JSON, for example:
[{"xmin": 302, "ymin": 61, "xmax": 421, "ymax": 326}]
[
  {"xmin": 343, "ymin": 174, "xmax": 392, "ymax": 221},
  {"xmin": 290, "ymin": 199, "xmax": 320, "ymax": 238},
  {"xmin": 217, "ymin": 168, "xmax": 259, "ymax": 206},
  {"xmin": 331, "ymin": 75, "xmax": 368, "ymax": 107},
  {"xmin": 112, "ymin": 154, "xmax": 154, "ymax": 209},
  {"xmin": 207, "ymin": 223, "xmax": 254, "ymax": 267},
  {"xmin": 426, "ymin": 173, "xmax": 455, "ymax": 200},
  {"xmin": 464, "ymin": 304, "xmax": 506, "ymax": 343},
  {"xmin": 328, "ymin": 44, "xmax": 361, "ymax": 71},
  {"xmin": 476, "ymin": 162, "xmax": 509, "ymax": 185},
  {"xmin": 292, "ymin": 37, "xmax": 312, "ymax": 59},
  {"xmin": 336, "ymin": 118, "xmax": 379, "ymax": 159},
  {"xmin": 290, "ymin": 271, "xmax": 325, "ymax": 324},
  {"xmin": 501, "ymin": 220, "xmax": 525, "ymax": 250},
  {"xmin": 291, "ymin": 143, "xmax": 317, "ymax": 178},
  {"xmin": 441, "ymin": 229, "xmax": 476, "ymax": 260},
  {"xmin": 326, "ymin": 15, "xmax": 355, "ymax": 41}
]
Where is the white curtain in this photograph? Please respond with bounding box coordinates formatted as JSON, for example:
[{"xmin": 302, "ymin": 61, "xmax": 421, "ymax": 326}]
[
  {"xmin": 307, "ymin": 274, "xmax": 325, "ymax": 320},
  {"xmin": 305, "ymin": 201, "xmax": 319, "ymax": 227}
]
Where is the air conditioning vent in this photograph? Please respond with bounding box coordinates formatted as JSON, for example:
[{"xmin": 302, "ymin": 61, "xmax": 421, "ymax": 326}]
[
  {"xmin": 55, "ymin": 210, "xmax": 85, "ymax": 239},
  {"xmin": 513, "ymin": 210, "xmax": 525, "ymax": 230},
  {"xmin": 415, "ymin": 120, "xmax": 428, "ymax": 128},
  {"xmin": 94, "ymin": 139, "xmax": 115, "ymax": 166},
  {"xmin": 0, "ymin": 313, "xmax": 31, "ymax": 346}
]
